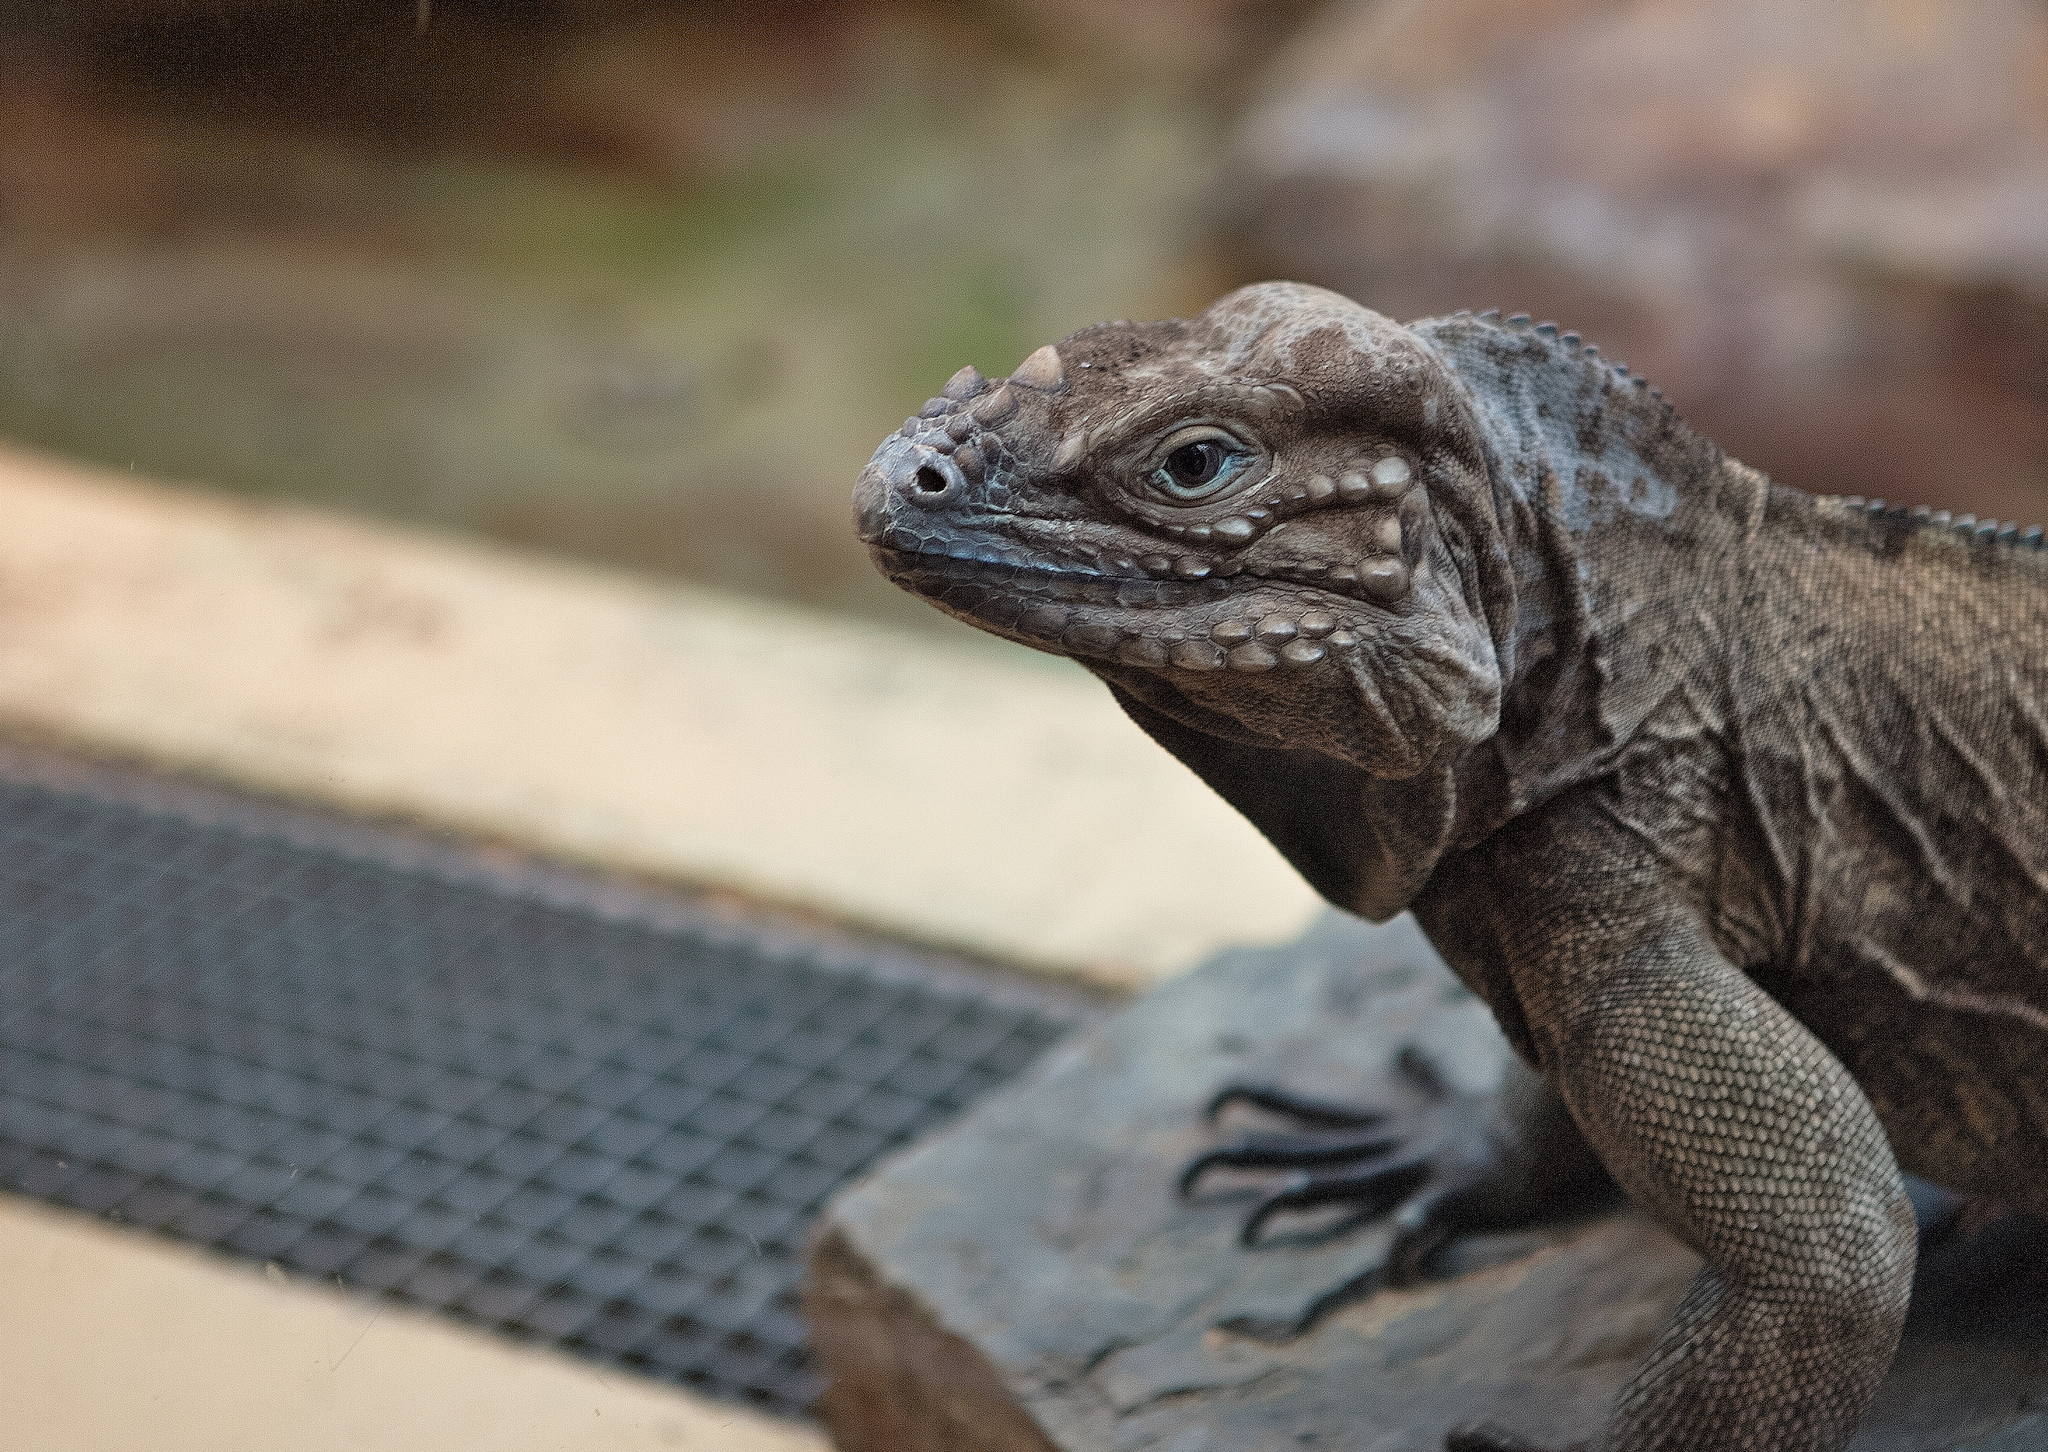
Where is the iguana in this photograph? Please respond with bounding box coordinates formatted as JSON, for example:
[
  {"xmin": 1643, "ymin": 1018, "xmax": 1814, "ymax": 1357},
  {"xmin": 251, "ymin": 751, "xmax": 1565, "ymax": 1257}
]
[{"xmin": 851, "ymin": 282, "xmax": 2048, "ymax": 1452}]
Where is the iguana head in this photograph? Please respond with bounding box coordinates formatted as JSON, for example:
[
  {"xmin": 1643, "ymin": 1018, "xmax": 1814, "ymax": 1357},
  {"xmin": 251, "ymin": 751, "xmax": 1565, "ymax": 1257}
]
[{"xmin": 853, "ymin": 282, "xmax": 1510, "ymax": 778}]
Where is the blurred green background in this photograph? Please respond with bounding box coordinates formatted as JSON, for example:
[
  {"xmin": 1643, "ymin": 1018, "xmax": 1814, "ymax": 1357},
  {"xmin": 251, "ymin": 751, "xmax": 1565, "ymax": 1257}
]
[
  {"xmin": 0, "ymin": 0, "xmax": 1284, "ymax": 638},
  {"xmin": 2, "ymin": 0, "xmax": 2045, "ymax": 638}
]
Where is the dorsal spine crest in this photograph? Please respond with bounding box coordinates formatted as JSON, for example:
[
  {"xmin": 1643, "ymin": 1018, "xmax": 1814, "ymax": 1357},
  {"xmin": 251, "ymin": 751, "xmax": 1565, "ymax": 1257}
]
[{"xmin": 1838, "ymin": 497, "xmax": 2047, "ymax": 550}]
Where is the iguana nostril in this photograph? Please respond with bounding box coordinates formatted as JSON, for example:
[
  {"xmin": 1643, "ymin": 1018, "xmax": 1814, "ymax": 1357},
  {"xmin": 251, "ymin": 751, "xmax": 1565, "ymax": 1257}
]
[{"xmin": 914, "ymin": 466, "xmax": 949, "ymax": 495}]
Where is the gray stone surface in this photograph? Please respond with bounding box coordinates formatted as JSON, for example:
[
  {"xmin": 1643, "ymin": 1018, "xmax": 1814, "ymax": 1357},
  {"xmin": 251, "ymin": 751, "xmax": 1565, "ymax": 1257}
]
[{"xmin": 806, "ymin": 915, "xmax": 2048, "ymax": 1451}]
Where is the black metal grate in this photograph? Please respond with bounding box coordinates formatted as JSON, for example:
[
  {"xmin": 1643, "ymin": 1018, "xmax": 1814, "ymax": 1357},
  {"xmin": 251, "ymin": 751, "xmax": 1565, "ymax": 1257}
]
[{"xmin": 0, "ymin": 752, "xmax": 1096, "ymax": 1415}]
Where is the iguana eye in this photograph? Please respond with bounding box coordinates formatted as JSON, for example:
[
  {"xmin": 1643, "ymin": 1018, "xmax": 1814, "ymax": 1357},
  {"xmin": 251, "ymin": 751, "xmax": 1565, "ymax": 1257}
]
[{"xmin": 1147, "ymin": 427, "xmax": 1255, "ymax": 502}]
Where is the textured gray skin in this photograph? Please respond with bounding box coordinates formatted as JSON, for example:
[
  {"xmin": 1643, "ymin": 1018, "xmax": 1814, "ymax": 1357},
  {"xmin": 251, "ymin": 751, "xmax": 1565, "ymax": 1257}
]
[{"xmin": 851, "ymin": 283, "xmax": 2048, "ymax": 1452}]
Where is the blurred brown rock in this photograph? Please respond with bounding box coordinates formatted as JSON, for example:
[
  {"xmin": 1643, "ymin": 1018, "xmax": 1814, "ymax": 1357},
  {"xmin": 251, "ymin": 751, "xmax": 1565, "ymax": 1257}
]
[{"xmin": 1232, "ymin": 0, "xmax": 2048, "ymax": 527}]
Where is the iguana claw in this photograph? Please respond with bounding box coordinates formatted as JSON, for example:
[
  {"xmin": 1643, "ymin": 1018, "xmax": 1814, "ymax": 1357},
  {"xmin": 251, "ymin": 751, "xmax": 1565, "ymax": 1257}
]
[
  {"xmin": 1180, "ymin": 1047, "xmax": 1500, "ymax": 1261},
  {"xmin": 1180, "ymin": 1084, "xmax": 1432, "ymax": 1248}
]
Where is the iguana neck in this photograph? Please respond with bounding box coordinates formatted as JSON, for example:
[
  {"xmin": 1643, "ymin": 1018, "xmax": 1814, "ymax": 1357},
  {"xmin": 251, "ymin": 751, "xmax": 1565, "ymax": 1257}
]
[{"xmin": 1416, "ymin": 313, "xmax": 1764, "ymax": 833}]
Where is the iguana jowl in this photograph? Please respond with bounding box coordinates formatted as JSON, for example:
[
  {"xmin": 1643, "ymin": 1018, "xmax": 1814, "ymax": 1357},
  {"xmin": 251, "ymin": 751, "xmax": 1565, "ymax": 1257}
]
[{"xmin": 851, "ymin": 282, "xmax": 2048, "ymax": 1452}]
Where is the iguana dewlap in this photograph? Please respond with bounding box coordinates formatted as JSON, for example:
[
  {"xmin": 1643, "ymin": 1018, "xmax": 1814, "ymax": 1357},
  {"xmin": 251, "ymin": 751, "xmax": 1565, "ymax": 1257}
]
[{"xmin": 851, "ymin": 282, "xmax": 2048, "ymax": 1452}]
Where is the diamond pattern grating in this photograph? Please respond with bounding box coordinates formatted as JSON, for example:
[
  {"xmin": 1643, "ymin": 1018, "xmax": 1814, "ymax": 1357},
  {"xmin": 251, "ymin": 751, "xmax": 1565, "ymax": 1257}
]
[{"xmin": 0, "ymin": 751, "xmax": 1099, "ymax": 1416}]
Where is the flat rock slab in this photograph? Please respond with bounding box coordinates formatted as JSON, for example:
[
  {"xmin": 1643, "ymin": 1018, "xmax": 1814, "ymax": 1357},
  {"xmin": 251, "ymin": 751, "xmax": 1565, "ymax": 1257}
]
[{"xmin": 806, "ymin": 914, "xmax": 2048, "ymax": 1451}]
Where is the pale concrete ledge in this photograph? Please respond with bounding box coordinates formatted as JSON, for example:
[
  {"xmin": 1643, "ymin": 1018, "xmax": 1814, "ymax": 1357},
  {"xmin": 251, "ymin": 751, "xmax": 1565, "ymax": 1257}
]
[
  {"xmin": 0, "ymin": 1194, "xmax": 822, "ymax": 1452},
  {"xmin": 0, "ymin": 444, "xmax": 1318, "ymax": 990}
]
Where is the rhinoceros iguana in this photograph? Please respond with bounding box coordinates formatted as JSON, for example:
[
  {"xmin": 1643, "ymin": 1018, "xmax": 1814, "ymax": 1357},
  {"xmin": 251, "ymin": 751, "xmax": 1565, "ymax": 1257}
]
[{"xmin": 851, "ymin": 282, "xmax": 2048, "ymax": 1451}]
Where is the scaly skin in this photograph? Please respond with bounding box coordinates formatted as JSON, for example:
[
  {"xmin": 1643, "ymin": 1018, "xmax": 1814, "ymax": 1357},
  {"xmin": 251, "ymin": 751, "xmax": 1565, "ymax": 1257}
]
[{"xmin": 851, "ymin": 283, "xmax": 2048, "ymax": 1451}]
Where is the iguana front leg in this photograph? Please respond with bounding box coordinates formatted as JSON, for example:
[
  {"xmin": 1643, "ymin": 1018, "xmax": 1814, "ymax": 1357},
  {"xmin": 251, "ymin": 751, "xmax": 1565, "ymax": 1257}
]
[{"xmin": 1426, "ymin": 804, "xmax": 1918, "ymax": 1452}]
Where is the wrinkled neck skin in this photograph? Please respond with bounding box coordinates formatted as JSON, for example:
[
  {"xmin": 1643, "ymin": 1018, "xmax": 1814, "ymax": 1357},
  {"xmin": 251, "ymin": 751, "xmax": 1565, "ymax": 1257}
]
[{"xmin": 1413, "ymin": 314, "xmax": 1759, "ymax": 855}]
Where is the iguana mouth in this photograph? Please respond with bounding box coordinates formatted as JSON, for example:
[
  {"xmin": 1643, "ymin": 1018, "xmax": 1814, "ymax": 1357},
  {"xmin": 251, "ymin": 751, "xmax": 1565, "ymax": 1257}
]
[
  {"xmin": 870, "ymin": 541, "xmax": 1235, "ymax": 608},
  {"xmin": 871, "ymin": 542, "xmax": 1357, "ymax": 672}
]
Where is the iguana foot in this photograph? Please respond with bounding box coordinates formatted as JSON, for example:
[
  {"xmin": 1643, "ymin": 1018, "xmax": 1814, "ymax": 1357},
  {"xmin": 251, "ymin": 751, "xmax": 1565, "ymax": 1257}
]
[
  {"xmin": 1182, "ymin": 1046, "xmax": 1499, "ymax": 1265},
  {"xmin": 1182, "ymin": 1046, "xmax": 1615, "ymax": 1337}
]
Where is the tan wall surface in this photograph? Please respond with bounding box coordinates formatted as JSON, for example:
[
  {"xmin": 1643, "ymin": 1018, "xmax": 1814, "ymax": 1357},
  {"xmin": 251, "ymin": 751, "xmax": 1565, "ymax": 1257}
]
[{"xmin": 0, "ymin": 445, "xmax": 1318, "ymax": 990}]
